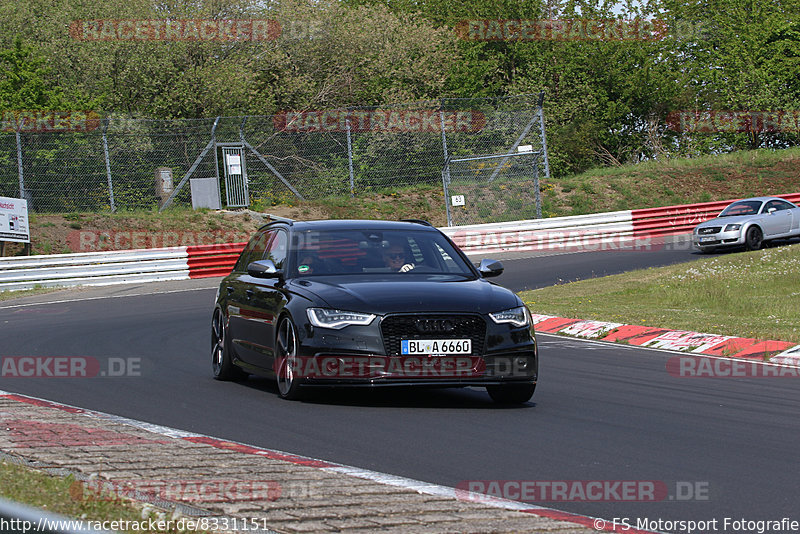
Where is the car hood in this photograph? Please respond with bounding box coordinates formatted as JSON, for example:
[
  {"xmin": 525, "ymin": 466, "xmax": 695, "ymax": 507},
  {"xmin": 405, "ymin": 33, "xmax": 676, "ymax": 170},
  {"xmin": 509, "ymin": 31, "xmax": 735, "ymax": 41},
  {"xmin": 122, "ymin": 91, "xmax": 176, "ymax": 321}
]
[
  {"xmin": 289, "ymin": 275, "xmax": 520, "ymax": 315},
  {"xmin": 698, "ymin": 215, "xmax": 755, "ymax": 228}
]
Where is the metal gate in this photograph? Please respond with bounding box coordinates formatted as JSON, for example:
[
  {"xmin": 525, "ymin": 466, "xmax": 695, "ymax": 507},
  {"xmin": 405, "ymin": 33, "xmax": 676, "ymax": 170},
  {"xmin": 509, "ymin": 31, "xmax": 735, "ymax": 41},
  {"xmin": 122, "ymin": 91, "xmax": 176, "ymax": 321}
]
[
  {"xmin": 218, "ymin": 144, "xmax": 250, "ymax": 208},
  {"xmin": 440, "ymin": 94, "xmax": 550, "ymax": 227}
]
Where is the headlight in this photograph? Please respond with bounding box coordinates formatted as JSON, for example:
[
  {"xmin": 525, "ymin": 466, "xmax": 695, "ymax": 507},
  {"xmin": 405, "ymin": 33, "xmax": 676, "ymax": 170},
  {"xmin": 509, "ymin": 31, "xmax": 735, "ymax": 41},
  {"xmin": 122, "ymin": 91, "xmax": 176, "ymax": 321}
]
[
  {"xmin": 489, "ymin": 306, "xmax": 531, "ymax": 327},
  {"xmin": 307, "ymin": 308, "xmax": 375, "ymax": 329},
  {"xmin": 724, "ymin": 223, "xmax": 742, "ymax": 232}
]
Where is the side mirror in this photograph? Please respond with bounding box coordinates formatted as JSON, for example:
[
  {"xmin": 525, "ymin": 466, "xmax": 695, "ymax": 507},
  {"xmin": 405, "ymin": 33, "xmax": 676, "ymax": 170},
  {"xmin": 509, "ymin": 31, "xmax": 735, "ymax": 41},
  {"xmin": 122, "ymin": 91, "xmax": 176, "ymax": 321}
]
[
  {"xmin": 767, "ymin": 207, "xmax": 777, "ymax": 214},
  {"xmin": 247, "ymin": 259, "xmax": 282, "ymax": 279},
  {"xmin": 478, "ymin": 259, "xmax": 504, "ymax": 278}
]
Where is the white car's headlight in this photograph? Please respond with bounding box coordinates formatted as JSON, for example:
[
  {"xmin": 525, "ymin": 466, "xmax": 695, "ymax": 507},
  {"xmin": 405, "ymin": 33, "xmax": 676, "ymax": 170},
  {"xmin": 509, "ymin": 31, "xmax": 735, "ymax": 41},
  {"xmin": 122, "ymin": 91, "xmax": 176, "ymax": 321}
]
[
  {"xmin": 489, "ymin": 306, "xmax": 531, "ymax": 327},
  {"xmin": 724, "ymin": 223, "xmax": 742, "ymax": 232},
  {"xmin": 307, "ymin": 308, "xmax": 375, "ymax": 329}
]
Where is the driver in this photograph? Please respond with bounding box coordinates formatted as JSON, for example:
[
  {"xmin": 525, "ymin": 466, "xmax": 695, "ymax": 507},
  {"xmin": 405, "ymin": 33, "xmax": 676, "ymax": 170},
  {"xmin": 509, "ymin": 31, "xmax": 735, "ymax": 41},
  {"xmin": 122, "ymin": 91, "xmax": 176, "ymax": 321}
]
[{"xmin": 382, "ymin": 242, "xmax": 415, "ymax": 272}]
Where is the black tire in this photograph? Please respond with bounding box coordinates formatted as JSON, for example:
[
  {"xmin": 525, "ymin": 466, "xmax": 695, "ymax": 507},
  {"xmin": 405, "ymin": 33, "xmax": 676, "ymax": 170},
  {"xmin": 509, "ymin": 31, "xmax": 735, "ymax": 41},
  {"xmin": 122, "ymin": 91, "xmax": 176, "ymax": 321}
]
[
  {"xmin": 212, "ymin": 308, "xmax": 246, "ymax": 381},
  {"xmin": 486, "ymin": 382, "xmax": 536, "ymax": 404},
  {"xmin": 745, "ymin": 226, "xmax": 763, "ymax": 251},
  {"xmin": 275, "ymin": 316, "xmax": 304, "ymax": 400}
]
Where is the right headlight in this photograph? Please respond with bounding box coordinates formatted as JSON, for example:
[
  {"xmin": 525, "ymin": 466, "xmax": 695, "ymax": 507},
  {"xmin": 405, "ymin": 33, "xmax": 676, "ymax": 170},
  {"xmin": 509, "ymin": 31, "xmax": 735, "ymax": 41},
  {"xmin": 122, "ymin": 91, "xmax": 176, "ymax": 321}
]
[
  {"xmin": 307, "ymin": 308, "xmax": 375, "ymax": 330},
  {"xmin": 489, "ymin": 306, "xmax": 531, "ymax": 327}
]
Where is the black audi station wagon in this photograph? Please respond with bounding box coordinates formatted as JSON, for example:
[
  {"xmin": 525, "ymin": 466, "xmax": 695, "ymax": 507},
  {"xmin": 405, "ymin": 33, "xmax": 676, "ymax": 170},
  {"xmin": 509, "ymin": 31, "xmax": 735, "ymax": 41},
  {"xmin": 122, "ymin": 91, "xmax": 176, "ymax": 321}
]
[{"xmin": 211, "ymin": 219, "xmax": 538, "ymax": 403}]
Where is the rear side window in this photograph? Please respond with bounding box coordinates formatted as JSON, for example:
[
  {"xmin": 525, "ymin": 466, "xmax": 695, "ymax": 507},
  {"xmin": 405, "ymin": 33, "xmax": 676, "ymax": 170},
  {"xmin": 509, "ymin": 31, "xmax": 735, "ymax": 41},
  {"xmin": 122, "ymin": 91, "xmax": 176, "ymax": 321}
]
[{"xmin": 765, "ymin": 200, "xmax": 794, "ymax": 212}]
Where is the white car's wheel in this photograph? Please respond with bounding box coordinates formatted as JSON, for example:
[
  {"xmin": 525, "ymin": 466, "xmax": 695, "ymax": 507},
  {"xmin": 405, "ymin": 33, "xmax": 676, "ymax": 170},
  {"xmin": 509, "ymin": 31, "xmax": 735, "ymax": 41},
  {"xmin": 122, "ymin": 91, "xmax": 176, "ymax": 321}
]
[{"xmin": 745, "ymin": 226, "xmax": 763, "ymax": 251}]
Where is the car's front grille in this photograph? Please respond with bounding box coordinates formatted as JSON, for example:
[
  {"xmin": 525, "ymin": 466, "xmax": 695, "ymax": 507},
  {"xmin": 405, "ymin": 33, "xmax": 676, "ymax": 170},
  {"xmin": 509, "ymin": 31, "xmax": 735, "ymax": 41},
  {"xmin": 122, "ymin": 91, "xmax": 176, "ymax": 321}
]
[
  {"xmin": 380, "ymin": 314, "xmax": 487, "ymax": 356},
  {"xmin": 699, "ymin": 226, "xmax": 721, "ymax": 235}
]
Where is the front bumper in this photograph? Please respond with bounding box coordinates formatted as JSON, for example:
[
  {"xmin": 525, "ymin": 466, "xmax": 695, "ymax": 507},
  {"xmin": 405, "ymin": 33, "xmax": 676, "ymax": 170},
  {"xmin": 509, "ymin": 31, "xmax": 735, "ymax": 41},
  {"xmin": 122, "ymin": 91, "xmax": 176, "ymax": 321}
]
[
  {"xmin": 293, "ymin": 317, "xmax": 538, "ymax": 386},
  {"xmin": 292, "ymin": 350, "xmax": 538, "ymax": 386},
  {"xmin": 692, "ymin": 229, "xmax": 744, "ymax": 249}
]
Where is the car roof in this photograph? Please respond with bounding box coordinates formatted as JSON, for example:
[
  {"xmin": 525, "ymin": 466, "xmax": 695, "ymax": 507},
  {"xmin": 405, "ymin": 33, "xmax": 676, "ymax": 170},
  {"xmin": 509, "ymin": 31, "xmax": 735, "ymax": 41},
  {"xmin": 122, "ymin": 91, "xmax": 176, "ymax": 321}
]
[
  {"xmin": 731, "ymin": 196, "xmax": 790, "ymax": 203},
  {"xmin": 259, "ymin": 219, "xmax": 437, "ymax": 232}
]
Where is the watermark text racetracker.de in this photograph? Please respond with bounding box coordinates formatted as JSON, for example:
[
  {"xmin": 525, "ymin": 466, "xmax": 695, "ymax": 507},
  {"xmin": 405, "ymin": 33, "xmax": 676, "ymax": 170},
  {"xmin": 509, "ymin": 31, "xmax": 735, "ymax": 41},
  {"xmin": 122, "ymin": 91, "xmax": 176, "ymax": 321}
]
[
  {"xmin": 69, "ymin": 230, "xmax": 252, "ymax": 251},
  {"xmin": 1, "ymin": 357, "xmax": 141, "ymax": 378},
  {"xmin": 456, "ymin": 480, "xmax": 709, "ymax": 503},
  {"xmin": 667, "ymin": 356, "xmax": 800, "ymax": 378},
  {"xmin": 0, "ymin": 517, "xmax": 278, "ymax": 533},
  {"xmin": 601, "ymin": 517, "xmax": 799, "ymax": 533},
  {"xmin": 70, "ymin": 477, "xmax": 283, "ymax": 503},
  {"xmin": 449, "ymin": 229, "xmax": 694, "ymax": 254}
]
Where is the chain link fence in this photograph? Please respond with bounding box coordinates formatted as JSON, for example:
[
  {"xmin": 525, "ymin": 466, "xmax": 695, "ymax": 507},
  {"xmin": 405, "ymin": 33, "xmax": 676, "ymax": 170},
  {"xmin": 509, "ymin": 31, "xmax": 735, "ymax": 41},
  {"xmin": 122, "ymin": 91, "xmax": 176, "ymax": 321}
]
[{"xmin": 0, "ymin": 94, "xmax": 549, "ymax": 226}]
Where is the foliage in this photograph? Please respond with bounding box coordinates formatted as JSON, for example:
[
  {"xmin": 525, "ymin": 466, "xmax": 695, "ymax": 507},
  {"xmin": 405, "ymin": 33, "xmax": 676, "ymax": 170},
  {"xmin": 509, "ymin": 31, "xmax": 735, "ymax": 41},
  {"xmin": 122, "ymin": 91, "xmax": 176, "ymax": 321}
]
[{"xmin": 1, "ymin": 0, "xmax": 799, "ymax": 180}]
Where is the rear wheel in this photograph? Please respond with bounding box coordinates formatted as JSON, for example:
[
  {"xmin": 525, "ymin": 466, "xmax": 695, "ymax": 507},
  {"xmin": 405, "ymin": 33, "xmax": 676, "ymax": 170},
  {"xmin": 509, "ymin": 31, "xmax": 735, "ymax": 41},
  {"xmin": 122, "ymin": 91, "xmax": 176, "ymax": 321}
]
[
  {"xmin": 486, "ymin": 382, "xmax": 536, "ymax": 404},
  {"xmin": 212, "ymin": 309, "xmax": 246, "ymax": 381},
  {"xmin": 275, "ymin": 316, "xmax": 303, "ymax": 400},
  {"xmin": 745, "ymin": 226, "xmax": 763, "ymax": 251}
]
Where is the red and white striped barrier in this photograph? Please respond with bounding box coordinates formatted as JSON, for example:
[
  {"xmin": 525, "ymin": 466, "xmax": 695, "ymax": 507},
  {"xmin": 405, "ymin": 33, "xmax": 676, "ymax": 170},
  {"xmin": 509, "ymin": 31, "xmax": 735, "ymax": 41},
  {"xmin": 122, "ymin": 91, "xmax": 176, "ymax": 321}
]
[
  {"xmin": 445, "ymin": 192, "xmax": 800, "ymax": 254},
  {"xmin": 186, "ymin": 242, "xmax": 246, "ymax": 279},
  {"xmin": 630, "ymin": 193, "xmax": 800, "ymax": 238},
  {"xmin": 2, "ymin": 192, "xmax": 799, "ymax": 291}
]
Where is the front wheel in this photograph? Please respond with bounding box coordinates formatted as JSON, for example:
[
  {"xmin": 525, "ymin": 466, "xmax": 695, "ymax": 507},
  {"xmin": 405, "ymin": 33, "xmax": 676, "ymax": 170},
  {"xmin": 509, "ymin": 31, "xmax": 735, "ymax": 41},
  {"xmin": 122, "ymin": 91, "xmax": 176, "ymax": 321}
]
[
  {"xmin": 275, "ymin": 316, "xmax": 304, "ymax": 400},
  {"xmin": 745, "ymin": 226, "xmax": 763, "ymax": 251},
  {"xmin": 486, "ymin": 382, "xmax": 536, "ymax": 404},
  {"xmin": 212, "ymin": 309, "xmax": 246, "ymax": 381}
]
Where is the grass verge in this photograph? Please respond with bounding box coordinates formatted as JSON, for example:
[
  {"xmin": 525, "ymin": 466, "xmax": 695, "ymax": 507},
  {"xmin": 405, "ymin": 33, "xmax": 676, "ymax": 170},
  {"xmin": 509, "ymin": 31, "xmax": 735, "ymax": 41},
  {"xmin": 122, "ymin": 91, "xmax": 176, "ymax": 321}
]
[
  {"xmin": 519, "ymin": 243, "xmax": 800, "ymax": 344},
  {"xmin": 0, "ymin": 460, "xmax": 214, "ymax": 533},
  {"xmin": 0, "ymin": 287, "xmax": 61, "ymax": 302}
]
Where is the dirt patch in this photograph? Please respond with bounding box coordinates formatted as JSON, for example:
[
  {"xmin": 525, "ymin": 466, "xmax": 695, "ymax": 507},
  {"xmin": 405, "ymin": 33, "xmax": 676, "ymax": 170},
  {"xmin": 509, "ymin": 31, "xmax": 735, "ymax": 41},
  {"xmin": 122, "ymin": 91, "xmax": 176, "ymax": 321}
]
[{"xmin": 1, "ymin": 189, "xmax": 446, "ymax": 256}]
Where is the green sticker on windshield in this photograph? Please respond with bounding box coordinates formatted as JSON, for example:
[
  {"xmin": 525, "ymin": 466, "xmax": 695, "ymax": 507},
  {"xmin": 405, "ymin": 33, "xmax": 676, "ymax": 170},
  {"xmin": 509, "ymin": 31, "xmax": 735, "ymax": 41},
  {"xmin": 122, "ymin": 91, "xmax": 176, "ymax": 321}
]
[{"xmin": 298, "ymin": 264, "xmax": 310, "ymax": 273}]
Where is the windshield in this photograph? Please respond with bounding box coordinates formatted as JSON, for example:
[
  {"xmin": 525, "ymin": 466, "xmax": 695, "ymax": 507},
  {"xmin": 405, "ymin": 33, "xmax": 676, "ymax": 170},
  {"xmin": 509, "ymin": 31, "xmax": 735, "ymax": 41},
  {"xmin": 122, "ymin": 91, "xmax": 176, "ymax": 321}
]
[
  {"xmin": 291, "ymin": 229, "xmax": 475, "ymax": 277},
  {"xmin": 719, "ymin": 200, "xmax": 763, "ymax": 217}
]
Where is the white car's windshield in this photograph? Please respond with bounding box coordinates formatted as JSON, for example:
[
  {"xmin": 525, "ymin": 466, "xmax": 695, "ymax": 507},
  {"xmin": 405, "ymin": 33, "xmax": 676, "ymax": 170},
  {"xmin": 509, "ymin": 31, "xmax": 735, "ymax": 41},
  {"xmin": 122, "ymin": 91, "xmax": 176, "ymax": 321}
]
[{"xmin": 719, "ymin": 201, "xmax": 762, "ymax": 217}]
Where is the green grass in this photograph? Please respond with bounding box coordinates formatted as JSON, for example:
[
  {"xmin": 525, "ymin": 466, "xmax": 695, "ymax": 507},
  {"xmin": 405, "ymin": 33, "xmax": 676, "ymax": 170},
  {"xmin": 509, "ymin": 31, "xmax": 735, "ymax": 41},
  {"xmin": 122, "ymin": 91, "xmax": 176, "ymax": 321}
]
[
  {"xmin": 0, "ymin": 286, "xmax": 60, "ymax": 302},
  {"xmin": 0, "ymin": 461, "xmax": 213, "ymax": 533},
  {"xmin": 519, "ymin": 243, "xmax": 800, "ymax": 344}
]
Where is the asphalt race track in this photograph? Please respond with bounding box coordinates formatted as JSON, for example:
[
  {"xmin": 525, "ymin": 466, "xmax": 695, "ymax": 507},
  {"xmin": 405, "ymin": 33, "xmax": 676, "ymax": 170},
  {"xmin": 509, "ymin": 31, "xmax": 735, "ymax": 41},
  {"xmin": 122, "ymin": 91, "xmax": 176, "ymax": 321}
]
[{"xmin": 2, "ymin": 243, "xmax": 798, "ymax": 532}]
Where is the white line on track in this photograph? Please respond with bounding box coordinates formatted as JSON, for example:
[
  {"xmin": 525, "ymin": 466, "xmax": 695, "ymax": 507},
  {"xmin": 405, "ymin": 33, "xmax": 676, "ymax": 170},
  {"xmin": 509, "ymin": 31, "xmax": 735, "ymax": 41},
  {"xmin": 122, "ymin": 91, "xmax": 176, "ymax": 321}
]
[{"xmin": 0, "ymin": 286, "xmax": 216, "ymax": 310}]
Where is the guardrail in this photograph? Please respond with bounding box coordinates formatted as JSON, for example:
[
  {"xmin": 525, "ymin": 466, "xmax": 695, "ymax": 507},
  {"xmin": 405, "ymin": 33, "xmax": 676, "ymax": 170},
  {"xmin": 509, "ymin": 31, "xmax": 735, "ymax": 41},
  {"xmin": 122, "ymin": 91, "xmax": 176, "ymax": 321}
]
[
  {"xmin": 444, "ymin": 210, "xmax": 634, "ymax": 254},
  {"xmin": 0, "ymin": 248, "xmax": 191, "ymax": 292},
  {"xmin": 2, "ymin": 193, "xmax": 799, "ymax": 291}
]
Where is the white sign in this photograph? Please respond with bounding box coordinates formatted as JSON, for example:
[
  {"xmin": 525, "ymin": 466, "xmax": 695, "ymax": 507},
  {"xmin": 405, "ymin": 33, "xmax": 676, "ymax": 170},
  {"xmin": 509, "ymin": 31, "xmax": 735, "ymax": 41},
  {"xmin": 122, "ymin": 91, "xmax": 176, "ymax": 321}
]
[
  {"xmin": 226, "ymin": 154, "xmax": 242, "ymax": 175},
  {"xmin": 0, "ymin": 196, "xmax": 30, "ymax": 243},
  {"xmin": 451, "ymin": 195, "xmax": 465, "ymax": 207},
  {"xmin": 517, "ymin": 144, "xmax": 533, "ymax": 153}
]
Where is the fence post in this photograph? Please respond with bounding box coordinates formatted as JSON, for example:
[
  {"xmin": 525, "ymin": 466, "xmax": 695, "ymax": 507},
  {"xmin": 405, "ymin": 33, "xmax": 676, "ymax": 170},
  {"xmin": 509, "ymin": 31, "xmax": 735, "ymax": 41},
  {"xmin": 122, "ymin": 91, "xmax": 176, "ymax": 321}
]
[
  {"xmin": 537, "ymin": 92, "xmax": 551, "ymax": 181},
  {"xmin": 439, "ymin": 101, "xmax": 453, "ymax": 227},
  {"xmin": 346, "ymin": 109, "xmax": 355, "ymax": 197},
  {"xmin": 102, "ymin": 118, "xmax": 116, "ymax": 212},
  {"xmin": 532, "ymin": 153, "xmax": 542, "ymax": 219},
  {"xmin": 16, "ymin": 127, "xmax": 24, "ymax": 200}
]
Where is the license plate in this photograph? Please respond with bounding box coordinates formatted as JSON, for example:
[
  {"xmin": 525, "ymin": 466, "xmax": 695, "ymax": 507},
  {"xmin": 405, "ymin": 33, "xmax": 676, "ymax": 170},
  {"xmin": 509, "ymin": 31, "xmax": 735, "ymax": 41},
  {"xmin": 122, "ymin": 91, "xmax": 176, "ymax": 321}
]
[
  {"xmin": 401, "ymin": 339, "xmax": 472, "ymax": 355},
  {"xmin": 700, "ymin": 236, "xmax": 716, "ymax": 243}
]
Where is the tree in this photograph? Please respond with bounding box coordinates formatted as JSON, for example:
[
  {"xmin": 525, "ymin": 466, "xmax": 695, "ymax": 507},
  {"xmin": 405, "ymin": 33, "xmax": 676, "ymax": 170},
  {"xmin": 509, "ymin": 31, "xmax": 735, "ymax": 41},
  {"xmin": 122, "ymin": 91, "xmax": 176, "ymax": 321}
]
[{"xmin": 0, "ymin": 36, "xmax": 67, "ymax": 110}]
